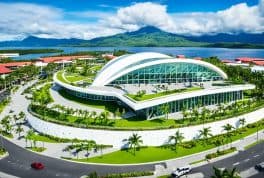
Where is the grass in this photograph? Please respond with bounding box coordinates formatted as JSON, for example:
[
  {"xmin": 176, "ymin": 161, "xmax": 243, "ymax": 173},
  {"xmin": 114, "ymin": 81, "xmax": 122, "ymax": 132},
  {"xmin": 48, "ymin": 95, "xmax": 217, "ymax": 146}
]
[
  {"xmin": 0, "ymin": 148, "xmax": 7, "ymax": 156},
  {"xmin": 27, "ymin": 133, "xmax": 62, "ymax": 143},
  {"xmin": 65, "ymin": 119, "xmax": 264, "ymax": 164},
  {"xmin": 57, "ymin": 71, "xmax": 69, "ymax": 84},
  {"xmin": 244, "ymin": 139, "xmax": 264, "ymax": 150},
  {"xmin": 27, "ymin": 147, "xmax": 46, "ymax": 152},
  {"xmin": 70, "ymin": 144, "xmax": 215, "ymax": 164},
  {"xmin": 0, "ymin": 98, "xmax": 10, "ymax": 114},
  {"xmin": 205, "ymin": 147, "xmax": 237, "ymax": 159},
  {"xmin": 126, "ymin": 87, "xmax": 202, "ymax": 101},
  {"xmin": 64, "ymin": 74, "xmax": 86, "ymax": 83},
  {"xmin": 190, "ymin": 159, "xmax": 206, "ymax": 165}
]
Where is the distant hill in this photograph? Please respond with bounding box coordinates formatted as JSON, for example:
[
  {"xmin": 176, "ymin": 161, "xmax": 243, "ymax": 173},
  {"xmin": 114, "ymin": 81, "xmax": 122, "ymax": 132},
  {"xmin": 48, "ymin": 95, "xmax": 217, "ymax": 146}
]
[
  {"xmin": 0, "ymin": 26, "xmax": 264, "ymax": 48},
  {"xmin": 0, "ymin": 36, "xmax": 86, "ymax": 47},
  {"xmin": 77, "ymin": 26, "xmax": 205, "ymax": 47}
]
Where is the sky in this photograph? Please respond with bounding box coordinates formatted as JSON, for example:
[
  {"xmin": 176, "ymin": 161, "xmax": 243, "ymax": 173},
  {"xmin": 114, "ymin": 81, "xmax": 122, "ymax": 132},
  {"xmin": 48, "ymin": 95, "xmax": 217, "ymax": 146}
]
[{"xmin": 0, "ymin": 0, "xmax": 263, "ymax": 41}]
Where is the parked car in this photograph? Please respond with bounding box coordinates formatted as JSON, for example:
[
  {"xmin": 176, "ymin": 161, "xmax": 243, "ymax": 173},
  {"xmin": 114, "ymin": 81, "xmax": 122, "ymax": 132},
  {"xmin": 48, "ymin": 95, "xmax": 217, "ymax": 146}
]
[
  {"xmin": 255, "ymin": 162, "xmax": 264, "ymax": 171},
  {"xmin": 171, "ymin": 165, "xmax": 192, "ymax": 177},
  {"xmin": 31, "ymin": 162, "xmax": 45, "ymax": 170}
]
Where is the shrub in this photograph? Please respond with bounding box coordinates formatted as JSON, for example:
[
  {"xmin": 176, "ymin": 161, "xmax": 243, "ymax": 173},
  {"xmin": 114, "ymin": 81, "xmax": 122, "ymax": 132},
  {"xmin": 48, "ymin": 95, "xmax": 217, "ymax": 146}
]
[
  {"xmin": 180, "ymin": 141, "xmax": 196, "ymax": 149},
  {"xmin": 205, "ymin": 147, "xmax": 236, "ymax": 159}
]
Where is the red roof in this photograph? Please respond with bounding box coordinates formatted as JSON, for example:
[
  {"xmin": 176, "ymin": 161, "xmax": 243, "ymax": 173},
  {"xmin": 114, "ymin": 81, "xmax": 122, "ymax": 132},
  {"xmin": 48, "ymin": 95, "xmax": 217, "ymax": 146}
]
[
  {"xmin": 235, "ymin": 57, "xmax": 264, "ymax": 63},
  {"xmin": 222, "ymin": 59, "xmax": 233, "ymax": 63},
  {"xmin": 0, "ymin": 66, "xmax": 12, "ymax": 74},
  {"xmin": 176, "ymin": 55, "xmax": 185, "ymax": 58},
  {"xmin": 39, "ymin": 55, "xmax": 92, "ymax": 63},
  {"xmin": 252, "ymin": 60, "xmax": 264, "ymax": 66},
  {"xmin": 0, "ymin": 61, "xmax": 32, "ymax": 67},
  {"xmin": 194, "ymin": 57, "xmax": 202, "ymax": 60}
]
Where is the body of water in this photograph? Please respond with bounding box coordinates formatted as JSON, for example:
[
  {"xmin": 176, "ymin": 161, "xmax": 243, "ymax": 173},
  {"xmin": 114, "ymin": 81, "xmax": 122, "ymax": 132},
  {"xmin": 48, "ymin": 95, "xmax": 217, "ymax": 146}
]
[{"xmin": 1, "ymin": 46, "xmax": 264, "ymax": 60}]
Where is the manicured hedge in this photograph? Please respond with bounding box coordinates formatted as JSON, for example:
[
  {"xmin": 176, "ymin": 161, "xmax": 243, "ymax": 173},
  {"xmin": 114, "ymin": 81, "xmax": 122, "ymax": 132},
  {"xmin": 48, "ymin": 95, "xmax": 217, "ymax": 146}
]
[{"xmin": 205, "ymin": 147, "xmax": 236, "ymax": 159}]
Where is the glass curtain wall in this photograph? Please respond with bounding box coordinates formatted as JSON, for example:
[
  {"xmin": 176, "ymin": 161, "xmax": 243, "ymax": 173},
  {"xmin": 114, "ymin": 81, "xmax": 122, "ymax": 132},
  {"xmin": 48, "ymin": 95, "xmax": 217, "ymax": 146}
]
[{"xmin": 111, "ymin": 63, "xmax": 223, "ymax": 85}]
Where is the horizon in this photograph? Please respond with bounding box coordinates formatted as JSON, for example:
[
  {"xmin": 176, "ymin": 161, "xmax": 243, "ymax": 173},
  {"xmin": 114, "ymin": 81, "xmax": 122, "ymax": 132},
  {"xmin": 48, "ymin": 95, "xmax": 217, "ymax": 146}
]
[{"xmin": 0, "ymin": 0, "xmax": 263, "ymax": 41}]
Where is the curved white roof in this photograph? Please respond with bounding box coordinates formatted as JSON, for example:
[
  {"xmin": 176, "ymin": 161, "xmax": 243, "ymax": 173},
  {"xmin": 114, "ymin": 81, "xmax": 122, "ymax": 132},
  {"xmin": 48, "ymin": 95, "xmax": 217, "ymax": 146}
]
[{"xmin": 92, "ymin": 52, "xmax": 228, "ymax": 86}]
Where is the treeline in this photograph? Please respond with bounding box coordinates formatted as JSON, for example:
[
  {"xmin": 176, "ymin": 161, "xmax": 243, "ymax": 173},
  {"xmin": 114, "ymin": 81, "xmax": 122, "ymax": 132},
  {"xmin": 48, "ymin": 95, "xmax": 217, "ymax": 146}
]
[{"xmin": 0, "ymin": 49, "xmax": 63, "ymax": 55}]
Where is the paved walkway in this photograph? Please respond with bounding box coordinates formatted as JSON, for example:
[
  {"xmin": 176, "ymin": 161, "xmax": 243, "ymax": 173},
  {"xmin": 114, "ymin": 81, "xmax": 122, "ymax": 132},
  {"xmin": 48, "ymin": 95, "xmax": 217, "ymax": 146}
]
[{"xmin": 49, "ymin": 84, "xmax": 103, "ymax": 113}]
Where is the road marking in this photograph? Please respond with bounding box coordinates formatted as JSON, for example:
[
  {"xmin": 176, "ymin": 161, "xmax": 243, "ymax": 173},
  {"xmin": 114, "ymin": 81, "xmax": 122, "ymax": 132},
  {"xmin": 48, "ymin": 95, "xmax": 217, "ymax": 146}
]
[
  {"xmin": 233, "ymin": 162, "xmax": 240, "ymax": 166},
  {"xmin": 253, "ymin": 154, "xmax": 259, "ymax": 158},
  {"xmin": 244, "ymin": 158, "xmax": 250, "ymax": 162}
]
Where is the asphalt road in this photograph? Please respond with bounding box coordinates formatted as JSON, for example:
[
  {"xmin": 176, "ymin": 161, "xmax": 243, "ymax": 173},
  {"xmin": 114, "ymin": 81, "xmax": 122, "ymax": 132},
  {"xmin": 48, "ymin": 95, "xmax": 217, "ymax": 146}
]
[
  {"xmin": 0, "ymin": 136, "xmax": 155, "ymax": 178},
  {"xmin": 192, "ymin": 141, "xmax": 264, "ymax": 178},
  {"xmin": 1, "ymin": 135, "xmax": 264, "ymax": 178}
]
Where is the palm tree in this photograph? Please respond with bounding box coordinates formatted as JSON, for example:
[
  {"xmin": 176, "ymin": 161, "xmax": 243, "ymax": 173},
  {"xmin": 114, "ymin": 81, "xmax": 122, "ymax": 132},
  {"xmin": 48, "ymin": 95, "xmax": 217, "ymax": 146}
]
[
  {"xmin": 168, "ymin": 130, "xmax": 184, "ymax": 151},
  {"xmin": 211, "ymin": 167, "xmax": 240, "ymax": 178},
  {"xmin": 127, "ymin": 133, "xmax": 143, "ymax": 155},
  {"xmin": 15, "ymin": 125, "xmax": 24, "ymax": 138},
  {"xmin": 198, "ymin": 127, "xmax": 213, "ymax": 144},
  {"xmin": 26, "ymin": 129, "xmax": 34, "ymax": 148},
  {"xmin": 222, "ymin": 124, "xmax": 235, "ymax": 148},
  {"xmin": 239, "ymin": 118, "xmax": 246, "ymax": 128},
  {"xmin": 162, "ymin": 103, "xmax": 170, "ymax": 120}
]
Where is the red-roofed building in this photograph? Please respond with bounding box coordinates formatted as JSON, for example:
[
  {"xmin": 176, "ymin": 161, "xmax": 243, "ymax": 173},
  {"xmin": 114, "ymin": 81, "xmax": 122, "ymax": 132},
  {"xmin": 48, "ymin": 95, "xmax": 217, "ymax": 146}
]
[
  {"xmin": 252, "ymin": 60, "xmax": 264, "ymax": 66},
  {"xmin": 222, "ymin": 59, "xmax": 233, "ymax": 63},
  {"xmin": 0, "ymin": 66, "xmax": 12, "ymax": 75},
  {"xmin": 39, "ymin": 55, "xmax": 92, "ymax": 63},
  {"xmin": 176, "ymin": 55, "xmax": 185, "ymax": 58},
  {"xmin": 194, "ymin": 57, "xmax": 202, "ymax": 60}
]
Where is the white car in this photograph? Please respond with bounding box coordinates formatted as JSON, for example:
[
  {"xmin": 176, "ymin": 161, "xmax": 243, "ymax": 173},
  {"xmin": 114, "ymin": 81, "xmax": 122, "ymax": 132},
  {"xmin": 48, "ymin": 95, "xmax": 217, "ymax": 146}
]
[{"xmin": 171, "ymin": 165, "xmax": 192, "ymax": 177}]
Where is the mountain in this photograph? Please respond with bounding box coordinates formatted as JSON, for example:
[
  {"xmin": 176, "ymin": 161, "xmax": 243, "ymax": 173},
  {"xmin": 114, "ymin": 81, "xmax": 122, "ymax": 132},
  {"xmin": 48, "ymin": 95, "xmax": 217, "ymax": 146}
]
[
  {"xmin": 184, "ymin": 33, "xmax": 264, "ymax": 44},
  {"xmin": 77, "ymin": 26, "xmax": 206, "ymax": 47},
  {"xmin": 0, "ymin": 26, "xmax": 264, "ymax": 48},
  {"xmin": 0, "ymin": 36, "xmax": 86, "ymax": 47}
]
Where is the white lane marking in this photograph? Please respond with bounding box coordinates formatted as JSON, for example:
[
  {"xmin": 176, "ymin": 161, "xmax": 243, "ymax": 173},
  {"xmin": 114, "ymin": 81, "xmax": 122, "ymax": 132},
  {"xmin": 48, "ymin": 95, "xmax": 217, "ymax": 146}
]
[
  {"xmin": 233, "ymin": 162, "xmax": 240, "ymax": 166},
  {"xmin": 240, "ymin": 167, "xmax": 258, "ymax": 178},
  {"xmin": 253, "ymin": 154, "xmax": 259, "ymax": 158},
  {"xmin": 244, "ymin": 158, "xmax": 250, "ymax": 162}
]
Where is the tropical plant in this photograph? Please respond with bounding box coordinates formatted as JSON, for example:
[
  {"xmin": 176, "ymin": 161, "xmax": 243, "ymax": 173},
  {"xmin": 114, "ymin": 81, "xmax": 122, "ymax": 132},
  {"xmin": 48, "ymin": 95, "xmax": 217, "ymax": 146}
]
[
  {"xmin": 198, "ymin": 127, "xmax": 213, "ymax": 144},
  {"xmin": 211, "ymin": 166, "xmax": 240, "ymax": 178},
  {"xmin": 168, "ymin": 130, "xmax": 184, "ymax": 151},
  {"xmin": 15, "ymin": 125, "xmax": 24, "ymax": 138},
  {"xmin": 127, "ymin": 133, "xmax": 143, "ymax": 155}
]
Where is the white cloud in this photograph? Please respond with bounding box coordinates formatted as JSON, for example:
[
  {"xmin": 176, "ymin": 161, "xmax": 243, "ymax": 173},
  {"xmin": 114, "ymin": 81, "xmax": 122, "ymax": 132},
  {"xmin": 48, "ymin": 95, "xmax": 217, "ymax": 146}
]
[{"xmin": 0, "ymin": 1, "xmax": 263, "ymax": 41}]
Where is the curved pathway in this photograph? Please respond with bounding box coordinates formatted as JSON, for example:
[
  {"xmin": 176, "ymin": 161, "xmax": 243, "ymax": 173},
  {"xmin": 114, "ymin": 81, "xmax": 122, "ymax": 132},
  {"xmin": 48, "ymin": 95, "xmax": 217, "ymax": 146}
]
[{"xmin": 49, "ymin": 84, "xmax": 103, "ymax": 113}]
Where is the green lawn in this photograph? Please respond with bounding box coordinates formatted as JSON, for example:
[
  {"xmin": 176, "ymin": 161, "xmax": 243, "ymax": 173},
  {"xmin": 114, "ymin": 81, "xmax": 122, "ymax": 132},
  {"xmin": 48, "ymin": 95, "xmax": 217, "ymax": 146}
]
[
  {"xmin": 28, "ymin": 133, "xmax": 61, "ymax": 143},
  {"xmin": 72, "ymin": 144, "xmax": 214, "ymax": 164},
  {"xmin": 127, "ymin": 87, "xmax": 202, "ymax": 101},
  {"xmin": 64, "ymin": 74, "xmax": 86, "ymax": 83},
  {"xmin": 65, "ymin": 119, "xmax": 264, "ymax": 164},
  {"xmin": 56, "ymin": 71, "xmax": 69, "ymax": 84}
]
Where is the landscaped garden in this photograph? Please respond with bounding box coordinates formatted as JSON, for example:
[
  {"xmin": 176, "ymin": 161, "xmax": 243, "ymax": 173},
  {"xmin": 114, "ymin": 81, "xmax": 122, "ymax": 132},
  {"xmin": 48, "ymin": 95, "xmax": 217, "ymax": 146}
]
[
  {"xmin": 29, "ymin": 98, "xmax": 264, "ymax": 130},
  {"xmin": 63, "ymin": 119, "xmax": 264, "ymax": 164},
  {"xmin": 126, "ymin": 86, "xmax": 202, "ymax": 101}
]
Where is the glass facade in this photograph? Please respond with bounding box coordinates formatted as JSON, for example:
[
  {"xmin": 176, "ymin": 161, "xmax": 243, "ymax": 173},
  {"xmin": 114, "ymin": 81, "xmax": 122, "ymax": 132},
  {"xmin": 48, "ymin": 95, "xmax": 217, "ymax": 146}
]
[
  {"xmin": 139, "ymin": 90, "xmax": 243, "ymax": 119},
  {"xmin": 111, "ymin": 62, "xmax": 223, "ymax": 85},
  {"xmin": 61, "ymin": 86, "xmax": 116, "ymax": 101}
]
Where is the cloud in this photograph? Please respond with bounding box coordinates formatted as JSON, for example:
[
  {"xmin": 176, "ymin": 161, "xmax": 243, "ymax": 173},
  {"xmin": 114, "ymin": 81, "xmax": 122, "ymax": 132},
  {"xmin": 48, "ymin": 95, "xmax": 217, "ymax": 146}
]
[
  {"xmin": 0, "ymin": 1, "xmax": 263, "ymax": 41},
  {"xmin": 105, "ymin": 1, "xmax": 264, "ymax": 35}
]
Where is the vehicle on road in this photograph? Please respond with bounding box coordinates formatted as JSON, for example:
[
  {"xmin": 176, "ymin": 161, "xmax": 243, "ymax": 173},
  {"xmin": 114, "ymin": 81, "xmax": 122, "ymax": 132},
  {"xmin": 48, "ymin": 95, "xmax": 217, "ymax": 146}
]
[
  {"xmin": 31, "ymin": 162, "xmax": 45, "ymax": 170},
  {"xmin": 255, "ymin": 162, "xmax": 264, "ymax": 171},
  {"xmin": 171, "ymin": 165, "xmax": 192, "ymax": 177}
]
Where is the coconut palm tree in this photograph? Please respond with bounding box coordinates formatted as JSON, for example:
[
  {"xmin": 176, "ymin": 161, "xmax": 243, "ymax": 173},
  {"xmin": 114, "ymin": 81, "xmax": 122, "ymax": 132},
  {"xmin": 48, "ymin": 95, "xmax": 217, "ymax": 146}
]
[
  {"xmin": 15, "ymin": 125, "xmax": 24, "ymax": 138},
  {"xmin": 198, "ymin": 127, "xmax": 213, "ymax": 144},
  {"xmin": 222, "ymin": 124, "xmax": 235, "ymax": 148},
  {"xmin": 168, "ymin": 130, "xmax": 184, "ymax": 151},
  {"xmin": 127, "ymin": 133, "xmax": 143, "ymax": 155},
  {"xmin": 239, "ymin": 118, "xmax": 246, "ymax": 128},
  {"xmin": 211, "ymin": 167, "xmax": 240, "ymax": 178},
  {"xmin": 26, "ymin": 129, "xmax": 34, "ymax": 148}
]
